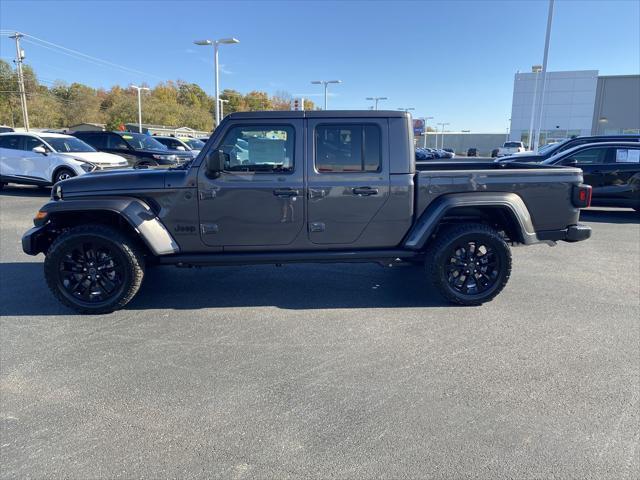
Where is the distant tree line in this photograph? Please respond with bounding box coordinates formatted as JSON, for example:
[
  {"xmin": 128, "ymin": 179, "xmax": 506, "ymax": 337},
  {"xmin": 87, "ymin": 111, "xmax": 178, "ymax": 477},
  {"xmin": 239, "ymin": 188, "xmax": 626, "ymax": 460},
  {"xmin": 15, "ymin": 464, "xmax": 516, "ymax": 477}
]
[{"xmin": 0, "ymin": 60, "xmax": 316, "ymax": 131}]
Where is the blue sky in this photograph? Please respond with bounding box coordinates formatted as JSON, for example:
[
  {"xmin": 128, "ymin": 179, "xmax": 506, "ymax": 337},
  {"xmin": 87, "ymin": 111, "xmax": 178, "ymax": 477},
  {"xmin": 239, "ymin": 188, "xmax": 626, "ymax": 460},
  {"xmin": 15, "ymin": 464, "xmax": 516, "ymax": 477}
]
[{"xmin": 1, "ymin": 0, "xmax": 638, "ymax": 132}]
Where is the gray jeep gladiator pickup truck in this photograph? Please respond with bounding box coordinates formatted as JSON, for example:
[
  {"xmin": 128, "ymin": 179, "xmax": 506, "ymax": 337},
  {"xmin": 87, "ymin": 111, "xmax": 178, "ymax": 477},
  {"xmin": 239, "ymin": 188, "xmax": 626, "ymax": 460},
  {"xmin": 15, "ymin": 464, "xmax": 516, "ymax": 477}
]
[{"xmin": 22, "ymin": 111, "xmax": 592, "ymax": 313}]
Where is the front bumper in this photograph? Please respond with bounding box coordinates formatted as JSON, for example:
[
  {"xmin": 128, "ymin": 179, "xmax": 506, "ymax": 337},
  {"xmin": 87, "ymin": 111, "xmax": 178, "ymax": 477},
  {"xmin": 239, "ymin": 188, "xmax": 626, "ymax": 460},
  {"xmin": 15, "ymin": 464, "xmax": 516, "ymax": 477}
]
[
  {"xmin": 22, "ymin": 225, "xmax": 49, "ymax": 255},
  {"xmin": 536, "ymin": 224, "xmax": 592, "ymax": 243}
]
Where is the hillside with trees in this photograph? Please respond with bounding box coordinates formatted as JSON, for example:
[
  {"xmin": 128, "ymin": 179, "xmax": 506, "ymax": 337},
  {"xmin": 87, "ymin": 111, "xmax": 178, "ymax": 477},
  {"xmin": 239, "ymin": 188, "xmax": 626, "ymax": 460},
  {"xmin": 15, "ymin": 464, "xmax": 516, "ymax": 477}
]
[{"xmin": 0, "ymin": 60, "xmax": 315, "ymax": 131}]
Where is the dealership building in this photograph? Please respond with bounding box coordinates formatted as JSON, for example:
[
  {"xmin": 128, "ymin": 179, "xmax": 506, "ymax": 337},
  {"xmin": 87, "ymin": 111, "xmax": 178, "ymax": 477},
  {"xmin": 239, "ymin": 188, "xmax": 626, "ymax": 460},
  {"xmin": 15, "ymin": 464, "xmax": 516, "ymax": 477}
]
[{"xmin": 508, "ymin": 70, "xmax": 640, "ymax": 146}]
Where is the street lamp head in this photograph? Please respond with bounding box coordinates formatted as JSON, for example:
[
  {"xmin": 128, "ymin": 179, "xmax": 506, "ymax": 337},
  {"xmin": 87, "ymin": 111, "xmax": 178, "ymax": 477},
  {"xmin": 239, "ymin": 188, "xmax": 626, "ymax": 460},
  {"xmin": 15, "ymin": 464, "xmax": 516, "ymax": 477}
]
[
  {"xmin": 194, "ymin": 39, "xmax": 212, "ymax": 46},
  {"xmin": 311, "ymin": 81, "xmax": 322, "ymax": 85},
  {"xmin": 218, "ymin": 38, "xmax": 240, "ymax": 45},
  {"xmin": 327, "ymin": 80, "xmax": 342, "ymax": 84},
  {"xmin": 366, "ymin": 97, "xmax": 374, "ymax": 100}
]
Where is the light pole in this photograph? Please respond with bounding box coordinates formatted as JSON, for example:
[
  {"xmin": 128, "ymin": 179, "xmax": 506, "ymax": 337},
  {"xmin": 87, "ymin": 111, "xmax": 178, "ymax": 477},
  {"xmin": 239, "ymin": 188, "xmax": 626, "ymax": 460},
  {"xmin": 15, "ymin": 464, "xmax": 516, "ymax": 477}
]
[
  {"xmin": 311, "ymin": 80, "xmax": 342, "ymax": 110},
  {"xmin": 506, "ymin": 118, "xmax": 511, "ymax": 142},
  {"xmin": 366, "ymin": 96, "xmax": 387, "ymax": 110},
  {"xmin": 533, "ymin": 0, "xmax": 555, "ymax": 151},
  {"xmin": 398, "ymin": 107, "xmax": 415, "ymax": 113},
  {"xmin": 437, "ymin": 122, "xmax": 450, "ymax": 149},
  {"xmin": 423, "ymin": 116, "xmax": 434, "ymax": 147},
  {"xmin": 130, "ymin": 85, "xmax": 150, "ymax": 133},
  {"xmin": 218, "ymin": 98, "xmax": 229, "ymax": 119},
  {"xmin": 194, "ymin": 37, "xmax": 240, "ymax": 127},
  {"xmin": 527, "ymin": 65, "xmax": 542, "ymax": 150}
]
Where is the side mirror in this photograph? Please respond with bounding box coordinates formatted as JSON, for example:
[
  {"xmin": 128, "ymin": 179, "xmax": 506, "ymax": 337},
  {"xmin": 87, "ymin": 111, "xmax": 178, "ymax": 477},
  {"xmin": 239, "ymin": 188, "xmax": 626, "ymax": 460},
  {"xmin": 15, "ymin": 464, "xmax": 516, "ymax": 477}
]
[
  {"xmin": 565, "ymin": 158, "xmax": 578, "ymax": 167},
  {"xmin": 205, "ymin": 150, "xmax": 227, "ymax": 178},
  {"xmin": 32, "ymin": 145, "xmax": 47, "ymax": 155},
  {"xmin": 176, "ymin": 145, "xmax": 186, "ymax": 151}
]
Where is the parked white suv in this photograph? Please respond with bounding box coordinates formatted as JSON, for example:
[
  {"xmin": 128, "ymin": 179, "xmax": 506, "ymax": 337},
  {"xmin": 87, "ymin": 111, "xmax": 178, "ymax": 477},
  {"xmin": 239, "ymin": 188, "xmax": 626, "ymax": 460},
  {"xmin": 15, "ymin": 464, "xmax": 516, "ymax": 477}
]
[{"xmin": 0, "ymin": 132, "xmax": 129, "ymax": 188}]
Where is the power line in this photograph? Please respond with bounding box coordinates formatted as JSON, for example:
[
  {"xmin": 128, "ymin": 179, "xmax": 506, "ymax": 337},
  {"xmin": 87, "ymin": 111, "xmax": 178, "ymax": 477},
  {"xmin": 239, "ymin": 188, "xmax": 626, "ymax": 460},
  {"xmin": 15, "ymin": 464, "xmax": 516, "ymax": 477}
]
[{"xmin": 21, "ymin": 33, "xmax": 163, "ymax": 80}]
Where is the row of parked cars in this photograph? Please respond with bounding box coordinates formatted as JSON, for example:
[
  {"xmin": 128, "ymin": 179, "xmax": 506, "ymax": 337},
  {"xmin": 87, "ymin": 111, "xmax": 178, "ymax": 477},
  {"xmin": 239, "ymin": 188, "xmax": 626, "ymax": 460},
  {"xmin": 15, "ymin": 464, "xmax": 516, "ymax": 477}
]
[
  {"xmin": 415, "ymin": 147, "xmax": 455, "ymax": 161},
  {"xmin": 0, "ymin": 130, "xmax": 207, "ymax": 188}
]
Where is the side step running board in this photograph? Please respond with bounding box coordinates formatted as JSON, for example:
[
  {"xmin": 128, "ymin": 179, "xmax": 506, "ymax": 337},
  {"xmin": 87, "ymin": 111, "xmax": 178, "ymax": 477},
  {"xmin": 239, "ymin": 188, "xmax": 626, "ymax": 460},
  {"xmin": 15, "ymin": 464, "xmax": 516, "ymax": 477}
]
[{"xmin": 157, "ymin": 249, "xmax": 419, "ymax": 267}]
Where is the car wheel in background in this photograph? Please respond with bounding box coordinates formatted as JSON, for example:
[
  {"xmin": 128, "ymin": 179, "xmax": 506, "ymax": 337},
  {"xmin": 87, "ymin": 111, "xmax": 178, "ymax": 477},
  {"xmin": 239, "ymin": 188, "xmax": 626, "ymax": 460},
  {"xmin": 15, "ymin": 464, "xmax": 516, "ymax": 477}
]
[
  {"xmin": 426, "ymin": 223, "xmax": 511, "ymax": 306},
  {"xmin": 54, "ymin": 168, "xmax": 76, "ymax": 183}
]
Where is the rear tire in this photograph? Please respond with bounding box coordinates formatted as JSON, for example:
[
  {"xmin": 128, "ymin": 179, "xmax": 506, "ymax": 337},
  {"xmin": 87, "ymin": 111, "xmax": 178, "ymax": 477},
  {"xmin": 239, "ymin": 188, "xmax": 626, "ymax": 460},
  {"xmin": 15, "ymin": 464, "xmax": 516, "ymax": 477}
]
[
  {"xmin": 425, "ymin": 223, "xmax": 511, "ymax": 306},
  {"xmin": 44, "ymin": 224, "xmax": 145, "ymax": 314}
]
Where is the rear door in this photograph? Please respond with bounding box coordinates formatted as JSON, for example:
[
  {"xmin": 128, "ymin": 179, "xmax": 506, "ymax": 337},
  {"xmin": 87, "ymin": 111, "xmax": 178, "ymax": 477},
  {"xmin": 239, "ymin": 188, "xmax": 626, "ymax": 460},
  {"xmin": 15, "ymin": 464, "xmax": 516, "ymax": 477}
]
[
  {"xmin": 197, "ymin": 120, "xmax": 305, "ymax": 247},
  {"xmin": 306, "ymin": 118, "xmax": 390, "ymax": 245}
]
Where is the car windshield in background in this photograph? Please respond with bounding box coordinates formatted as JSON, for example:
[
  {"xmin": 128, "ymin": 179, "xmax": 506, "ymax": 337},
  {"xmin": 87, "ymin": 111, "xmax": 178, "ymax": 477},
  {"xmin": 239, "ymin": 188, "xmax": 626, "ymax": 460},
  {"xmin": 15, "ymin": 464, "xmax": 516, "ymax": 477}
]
[
  {"xmin": 120, "ymin": 133, "xmax": 167, "ymax": 150},
  {"xmin": 504, "ymin": 142, "xmax": 522, "ymax": 148},
  {"xmin": 183, "ymin": 138, "xmax": 205, "ymax": 149},
  {"xmin": 46, "ymin": 137, "xmax": 96, "ymax": 153},
  {"xmin": 538, "ymin": 140, "xmax": 566, "ymax": 155}
]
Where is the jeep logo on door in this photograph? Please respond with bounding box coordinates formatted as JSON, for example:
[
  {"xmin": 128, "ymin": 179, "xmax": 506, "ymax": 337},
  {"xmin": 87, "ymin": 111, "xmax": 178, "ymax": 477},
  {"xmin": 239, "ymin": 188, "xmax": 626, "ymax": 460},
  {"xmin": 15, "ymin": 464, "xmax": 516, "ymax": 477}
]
[{"xmin": 174, "ymin": 224, "xmax": 196, "ymax": 234}]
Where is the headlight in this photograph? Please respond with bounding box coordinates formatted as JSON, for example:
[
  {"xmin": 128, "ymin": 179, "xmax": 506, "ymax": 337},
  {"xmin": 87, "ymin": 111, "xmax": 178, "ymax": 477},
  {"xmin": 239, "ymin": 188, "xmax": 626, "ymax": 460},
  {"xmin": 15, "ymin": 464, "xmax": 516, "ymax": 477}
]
[
  {"xmin": 52, "ymin": 184, "xmax": 63, "ymax": 200},
  {"xmin": 78, "ymin": 161, "xmax": 97, "ymax": 172}
]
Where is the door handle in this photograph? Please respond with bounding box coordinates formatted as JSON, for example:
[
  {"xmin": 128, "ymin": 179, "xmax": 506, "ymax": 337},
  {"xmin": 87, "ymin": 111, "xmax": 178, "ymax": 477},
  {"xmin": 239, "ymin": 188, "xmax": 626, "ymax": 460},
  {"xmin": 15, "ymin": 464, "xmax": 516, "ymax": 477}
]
[
  {"xmin": 352, "ymin": 187, "xmax": 378, "ymax": 196},
  {"xmin": 273, "ymin": 188, "xmax": 299, "ymax": 197}
]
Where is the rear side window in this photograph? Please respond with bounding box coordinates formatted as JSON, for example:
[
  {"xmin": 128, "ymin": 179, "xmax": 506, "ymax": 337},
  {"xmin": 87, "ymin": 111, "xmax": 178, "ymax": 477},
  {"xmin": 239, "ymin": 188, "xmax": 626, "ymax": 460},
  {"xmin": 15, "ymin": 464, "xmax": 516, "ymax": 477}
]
[
  {"xmin": 565, "ymin": 147, "xmax": 609, "ymax": 165},
  {"xmin": 78, "ymin": 134, "xmax": 106, "ymax": 149},
  {"xmin": 315, "ymin": 124, "xmax": 381, "ymax": 173},
  {"xmin": 108, "ymin": 134, "xmax": 129, "ymax": 150},
  {"xmin": 0, "ymin": 135, "xmax": 22, "ymax": 150}
]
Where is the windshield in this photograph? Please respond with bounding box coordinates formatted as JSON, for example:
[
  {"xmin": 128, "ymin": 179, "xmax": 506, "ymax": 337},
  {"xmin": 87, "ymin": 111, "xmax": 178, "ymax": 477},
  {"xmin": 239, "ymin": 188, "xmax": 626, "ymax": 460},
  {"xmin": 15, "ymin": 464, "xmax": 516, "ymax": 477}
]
[
  {"xmin": 538, "ymin": 140, "xmax": 567, "ymax": 155},
  {"xmin": 45, "ymin": 136, "xmax": 96, "ymax": 153},
  {"xmin": 120, "ymin": 133, "xmax": 167, "ymax": 151},
  {"xmin": 182, "ymin": 138, "xmax": 205, "ymax": 149}
]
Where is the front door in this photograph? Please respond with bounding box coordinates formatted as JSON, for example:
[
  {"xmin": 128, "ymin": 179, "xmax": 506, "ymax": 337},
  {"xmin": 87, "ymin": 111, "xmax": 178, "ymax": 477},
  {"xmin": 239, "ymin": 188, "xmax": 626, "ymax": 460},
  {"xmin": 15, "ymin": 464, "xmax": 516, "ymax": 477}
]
[
  {"xmin": 19, "ymin": 136, "xmax": 51, "ymax": 182},
  {"xmin": 306, "ymin": 118, "xmax": 390, "ymax": 245},
  {"xmin": 197, "ymin": 120, "xmax": 305, "ymax": 248}
]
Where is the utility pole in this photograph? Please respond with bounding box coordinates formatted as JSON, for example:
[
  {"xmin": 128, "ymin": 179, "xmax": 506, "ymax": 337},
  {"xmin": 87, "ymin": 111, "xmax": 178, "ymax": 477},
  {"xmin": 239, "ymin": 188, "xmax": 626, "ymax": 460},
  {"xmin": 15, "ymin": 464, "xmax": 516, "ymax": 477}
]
[
  {"xmin": 437, "ymin": 122, "xmax": 450, "ymax": 149},
  {"xmin": 366, "ymin": 96, "xmax": 387, "ymax": 110},
  {"xmin": 9, "ymin": 32, "xmax": 29, "ymax": 131},
  {"xmin": 423, "ymin": 116, "xmax": 434, "ymax": 147},
  {"xmin": 533, "ymin": 0, "xmax": 555, "ymax": 152},
  {"xmin": 311, "ymin": 80, "xmax": 342, "ymax": 110}
]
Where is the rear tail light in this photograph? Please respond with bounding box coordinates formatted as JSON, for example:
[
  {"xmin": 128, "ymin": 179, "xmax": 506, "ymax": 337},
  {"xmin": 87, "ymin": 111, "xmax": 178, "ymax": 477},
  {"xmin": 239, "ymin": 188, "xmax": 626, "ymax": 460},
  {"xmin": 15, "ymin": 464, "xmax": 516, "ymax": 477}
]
[{"xmin": 572, "ymin": 184, "xmax": 592, "ymax": 208}]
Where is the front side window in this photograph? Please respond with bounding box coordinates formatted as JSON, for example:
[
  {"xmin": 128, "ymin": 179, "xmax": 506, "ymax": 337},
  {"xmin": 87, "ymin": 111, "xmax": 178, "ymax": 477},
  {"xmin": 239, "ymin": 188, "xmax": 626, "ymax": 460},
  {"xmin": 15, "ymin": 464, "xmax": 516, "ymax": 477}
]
[
  {"xmin": 23, "ymin": 136, "xmax": 44, "ymax": 151},
  {"xmin": 315, "ymin": 124, "xmax": 381, "ymax": 173},
  {"xmin": 0, "ymin": 135, "xmax": 22, "ymax": 150},
  {"xmin": 564, "ymin": 148, "xmax": 609, "ymax": 165},
  {"xmin": 218, "ymin": 125, "xmax": 294, "ymax": 173}
]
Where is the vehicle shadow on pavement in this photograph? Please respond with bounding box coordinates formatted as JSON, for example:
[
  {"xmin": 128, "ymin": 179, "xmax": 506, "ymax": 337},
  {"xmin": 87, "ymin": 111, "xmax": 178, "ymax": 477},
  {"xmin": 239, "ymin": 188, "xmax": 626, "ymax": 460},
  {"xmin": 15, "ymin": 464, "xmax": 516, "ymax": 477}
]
[
  {"xmin": 0, "ymin": 262, "xmax": 449, "ymax": 316},
  {"xmin": 580, "ymin": 209, "xmax": 639, "ymax": 224}
]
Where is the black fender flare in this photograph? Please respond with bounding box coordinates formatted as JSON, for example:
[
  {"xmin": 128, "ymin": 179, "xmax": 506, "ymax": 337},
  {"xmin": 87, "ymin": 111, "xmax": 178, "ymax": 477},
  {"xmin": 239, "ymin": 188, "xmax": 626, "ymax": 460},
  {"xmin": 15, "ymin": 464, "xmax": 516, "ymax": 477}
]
[
  {"xmin": 403, "ymin": 192, "xmax": 537, "ymax": 250},
  {"xmin": 38, "ymin": 196, "xmax": 179, "ymax": 256}
]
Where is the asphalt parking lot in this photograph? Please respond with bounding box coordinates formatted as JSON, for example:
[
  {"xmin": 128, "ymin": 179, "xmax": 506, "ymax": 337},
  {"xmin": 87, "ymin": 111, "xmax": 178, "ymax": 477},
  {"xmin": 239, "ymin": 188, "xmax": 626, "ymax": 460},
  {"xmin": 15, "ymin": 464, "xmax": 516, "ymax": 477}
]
[{"xmin": 1, "ymin": 185, "xmax": 638, "ymax": 479}]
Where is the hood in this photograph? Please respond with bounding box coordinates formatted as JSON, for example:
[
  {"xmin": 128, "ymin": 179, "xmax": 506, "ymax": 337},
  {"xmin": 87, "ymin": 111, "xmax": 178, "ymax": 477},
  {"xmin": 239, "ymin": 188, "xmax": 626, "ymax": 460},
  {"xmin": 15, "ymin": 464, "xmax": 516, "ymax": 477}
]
[
  {"xmin": 58, "ymin": 151, "xmax": 129, "ymax": 166},
  {"xmin": 56, "ymin": 168, "xmax": 167, "ymax": 195}
]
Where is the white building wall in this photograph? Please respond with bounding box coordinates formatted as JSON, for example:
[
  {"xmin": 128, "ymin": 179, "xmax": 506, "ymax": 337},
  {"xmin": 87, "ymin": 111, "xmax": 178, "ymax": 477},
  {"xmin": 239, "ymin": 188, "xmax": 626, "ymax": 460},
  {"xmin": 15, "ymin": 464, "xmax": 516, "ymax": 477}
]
[{"xmin": 509, "ymin": 70, "xmax": 599, "ymax": 145}]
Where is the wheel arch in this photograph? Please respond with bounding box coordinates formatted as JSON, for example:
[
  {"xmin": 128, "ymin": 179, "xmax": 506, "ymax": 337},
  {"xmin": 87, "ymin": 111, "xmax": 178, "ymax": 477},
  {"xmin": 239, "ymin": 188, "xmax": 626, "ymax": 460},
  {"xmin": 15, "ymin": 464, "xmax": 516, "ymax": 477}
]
[
  {"xmin": 403, "ymin": 192, "xmax": 537, "ymax": 251},
  {"xmin": 36, "ymin": 197, "xmax": 179, "ymax": 257},
  {"xmin": 51, "ymin": 165, "xmax": 77, "ymax": 183}
]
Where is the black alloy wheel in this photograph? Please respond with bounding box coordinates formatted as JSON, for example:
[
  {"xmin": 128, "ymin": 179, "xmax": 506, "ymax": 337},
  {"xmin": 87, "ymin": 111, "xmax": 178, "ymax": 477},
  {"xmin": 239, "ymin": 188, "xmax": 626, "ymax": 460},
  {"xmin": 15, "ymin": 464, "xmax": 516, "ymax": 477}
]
[
  {"xmin": 426, "ymin": 223, "xmax": 511, "ymax": 305},
  {"xmin": 44, "ymin": 225, "xmax": 145, "ymax": 313},
  {"xmin": 54, "ymin": 168, "xmax": 76, "ymax": 183}
]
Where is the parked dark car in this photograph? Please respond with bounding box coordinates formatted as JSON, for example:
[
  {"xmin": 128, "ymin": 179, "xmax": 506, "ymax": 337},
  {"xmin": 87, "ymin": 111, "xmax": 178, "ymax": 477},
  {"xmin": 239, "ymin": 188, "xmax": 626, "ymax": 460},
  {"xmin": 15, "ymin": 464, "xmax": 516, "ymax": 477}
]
[
  {"xmin": 497, "ymin": 135, "xmax": 640, "ymax": 164},
  {"xmin": 23, "ymin": 110, "xmax": 591, "ymax": 313},
  {"xmin": 467, "ymin": 148, "xmax": 479, "ymax": 157},
  {"xmin": 415, "ymin": 147, "xmax": 436, "ymax": 161},
  {"xmin": 0, "ymin": 126, "xmax": 15, "ymax": 133},
  {"xmin": 71, "ymin": 131, "xmax": 192, "ymax": 168},
  {"xmin": 540, "ymin": 141, "xmax": 640, "ymax": 211}
]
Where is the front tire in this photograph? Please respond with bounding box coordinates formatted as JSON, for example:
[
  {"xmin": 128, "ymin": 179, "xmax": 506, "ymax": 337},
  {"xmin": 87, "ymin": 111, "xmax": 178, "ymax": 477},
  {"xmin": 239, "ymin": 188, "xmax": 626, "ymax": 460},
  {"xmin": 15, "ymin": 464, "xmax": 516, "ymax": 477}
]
[
  {"xmin": 426, "ymin": 223, "xmax": 511, "ymax": 305},
  {"xmin": 44, "ymin": 225, "xmax": 145, "ymax": 314},
  {"xmin": 54, "ymin": 168, "xmax": 76, "ymax": 183}
]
